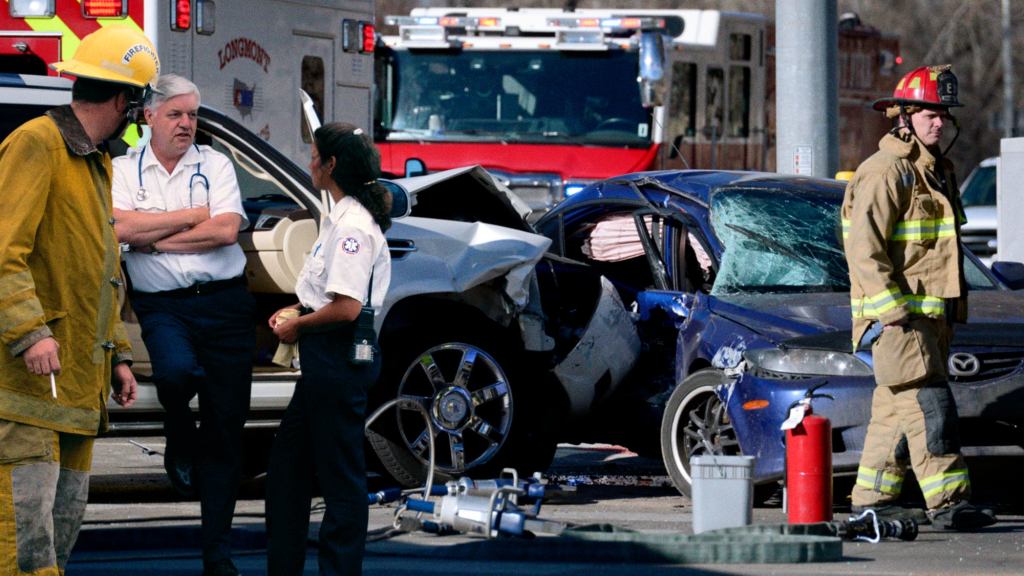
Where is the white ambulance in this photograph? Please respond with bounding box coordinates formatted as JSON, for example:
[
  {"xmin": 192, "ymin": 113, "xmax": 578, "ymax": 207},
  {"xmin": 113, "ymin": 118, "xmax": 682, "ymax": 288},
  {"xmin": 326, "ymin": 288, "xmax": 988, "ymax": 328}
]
[{"xmin": 1, "ymin": 0, "xmax": 374, "ymax": 164}]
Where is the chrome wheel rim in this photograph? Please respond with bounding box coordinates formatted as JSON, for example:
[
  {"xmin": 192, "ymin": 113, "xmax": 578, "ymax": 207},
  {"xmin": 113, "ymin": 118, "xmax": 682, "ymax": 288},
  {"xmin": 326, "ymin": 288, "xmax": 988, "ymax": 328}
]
[{"xmin": 396, "ymin": 343, "xmax": 513, "ymax": 474}]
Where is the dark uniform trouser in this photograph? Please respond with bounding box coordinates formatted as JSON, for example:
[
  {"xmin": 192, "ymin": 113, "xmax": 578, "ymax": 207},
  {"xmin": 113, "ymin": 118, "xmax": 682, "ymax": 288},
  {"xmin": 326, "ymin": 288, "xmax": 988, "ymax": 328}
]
[
  {"xmin": 852, "ymin": 317, "xmax": 971, "ymax": 510},
  {"xmin": 0, "ymin": 420, "xmax": 92, "ymax": 575},
  {"xmin": 131, "ymin": 283, "xmax": 255, "ymax": 564},
  {"xmin": 266, "ymin": 327, "xmax": 380, "ymax": 576}
]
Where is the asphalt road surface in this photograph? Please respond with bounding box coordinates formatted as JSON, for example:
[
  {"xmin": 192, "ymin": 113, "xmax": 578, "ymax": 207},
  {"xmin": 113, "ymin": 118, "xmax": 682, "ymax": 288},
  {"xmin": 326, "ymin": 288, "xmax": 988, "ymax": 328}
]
[{"xmin": 68, "ymin": 438, "xmax": 1024, "ymax": 575}]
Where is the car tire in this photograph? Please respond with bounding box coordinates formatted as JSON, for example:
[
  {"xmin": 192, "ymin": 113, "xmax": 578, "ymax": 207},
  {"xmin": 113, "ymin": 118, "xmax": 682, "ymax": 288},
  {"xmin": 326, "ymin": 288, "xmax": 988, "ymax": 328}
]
[
  {"xmin": 659, "ymin": 369, "xmax": 741, "ymax": 498},
  {"xmin": 368, "ymin": 320, "xmax": 556, "ymax": 487}
]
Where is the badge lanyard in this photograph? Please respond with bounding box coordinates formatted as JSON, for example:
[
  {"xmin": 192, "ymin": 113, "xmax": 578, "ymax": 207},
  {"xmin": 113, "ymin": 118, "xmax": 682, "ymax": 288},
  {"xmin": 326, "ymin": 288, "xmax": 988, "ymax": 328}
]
[{"xmin": 136, "ymin": 143, "xmax": 210, "ymax": 207}]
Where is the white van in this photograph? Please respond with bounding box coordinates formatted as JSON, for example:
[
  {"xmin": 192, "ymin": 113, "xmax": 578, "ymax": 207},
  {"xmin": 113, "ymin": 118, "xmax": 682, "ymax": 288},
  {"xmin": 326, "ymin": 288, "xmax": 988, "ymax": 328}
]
[{"xmin": 960, "ymin": 156, "xmax": 998, "ymax": 265}]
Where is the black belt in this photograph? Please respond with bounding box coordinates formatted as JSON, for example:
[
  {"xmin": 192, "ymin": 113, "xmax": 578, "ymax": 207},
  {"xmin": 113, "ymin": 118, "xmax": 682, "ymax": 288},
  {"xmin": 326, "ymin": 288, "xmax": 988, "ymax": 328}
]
[{"xmin": 137, "ymin": 276, "xmax": 247, "ymax": 298}]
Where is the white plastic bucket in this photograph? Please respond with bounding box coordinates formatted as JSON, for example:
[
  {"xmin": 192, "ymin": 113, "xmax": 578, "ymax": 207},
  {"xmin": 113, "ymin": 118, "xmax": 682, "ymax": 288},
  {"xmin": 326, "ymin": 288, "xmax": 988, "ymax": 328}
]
[{"xmin": 690, "ymin": 455, "xmax": 755, "ymax": 534}]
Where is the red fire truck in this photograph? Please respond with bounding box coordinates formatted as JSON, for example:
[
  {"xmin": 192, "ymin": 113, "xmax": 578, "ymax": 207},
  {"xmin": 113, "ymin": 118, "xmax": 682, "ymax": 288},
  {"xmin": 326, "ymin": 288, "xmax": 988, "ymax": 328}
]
[{"xmin": 375, "ymin": 8, "xmax": 899, "ymax": 213}]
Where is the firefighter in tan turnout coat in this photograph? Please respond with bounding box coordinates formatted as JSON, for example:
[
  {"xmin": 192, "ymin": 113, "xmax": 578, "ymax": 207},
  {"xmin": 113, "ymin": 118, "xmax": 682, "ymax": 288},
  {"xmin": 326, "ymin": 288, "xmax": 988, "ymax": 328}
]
[
  {"xmin": 0, "ymin": 27, "xmax": 158, "ymax": 574},
  {"xmin": 841, "ymin": 64, "xmax": 995, "ymax": 531}
]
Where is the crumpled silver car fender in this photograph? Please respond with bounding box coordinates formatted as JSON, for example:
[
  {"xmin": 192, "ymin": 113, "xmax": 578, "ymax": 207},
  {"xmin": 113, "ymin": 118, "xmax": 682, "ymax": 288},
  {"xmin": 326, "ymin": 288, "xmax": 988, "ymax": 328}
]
[
  {"xmin": 381, "ymin": 215, "xmax": 551, "ymax": 327},
  {"xmin": 553, "ymin": 277, "xmax": 641, "ymax": 416}
]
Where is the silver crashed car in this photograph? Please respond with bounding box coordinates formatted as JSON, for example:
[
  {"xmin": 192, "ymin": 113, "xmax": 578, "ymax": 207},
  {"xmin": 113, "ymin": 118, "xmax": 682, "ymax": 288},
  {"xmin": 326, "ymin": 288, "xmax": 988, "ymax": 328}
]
[{"xmin": 1, "ymin": 74, "xmax": 640, "ymax": 484}]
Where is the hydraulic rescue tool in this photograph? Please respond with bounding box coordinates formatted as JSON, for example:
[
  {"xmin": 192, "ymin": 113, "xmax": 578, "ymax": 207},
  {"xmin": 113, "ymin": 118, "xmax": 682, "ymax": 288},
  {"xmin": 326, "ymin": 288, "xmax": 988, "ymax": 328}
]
[{"xmin": 398, "ymin": 469, "xmax": 567, "ymax": 538}]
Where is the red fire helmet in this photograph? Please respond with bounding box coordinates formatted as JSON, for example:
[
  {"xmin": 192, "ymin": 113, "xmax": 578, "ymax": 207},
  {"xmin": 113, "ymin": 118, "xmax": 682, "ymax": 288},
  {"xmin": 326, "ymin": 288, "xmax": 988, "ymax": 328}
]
[{"xmin": 872, "ymin": 65, "xmax": 962, "ymax": 111}]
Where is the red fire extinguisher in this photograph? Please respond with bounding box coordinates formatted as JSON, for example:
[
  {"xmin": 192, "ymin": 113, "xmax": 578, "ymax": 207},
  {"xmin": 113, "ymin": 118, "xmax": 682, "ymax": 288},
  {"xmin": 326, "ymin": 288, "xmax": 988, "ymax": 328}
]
[{"xmin": 783, "ymin": 382, "xmax": 834, "ymax": 523}]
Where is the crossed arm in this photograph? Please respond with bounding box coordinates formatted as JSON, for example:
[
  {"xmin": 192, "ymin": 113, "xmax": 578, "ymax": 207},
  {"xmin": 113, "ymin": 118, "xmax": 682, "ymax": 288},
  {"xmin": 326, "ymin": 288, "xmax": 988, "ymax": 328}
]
[{"xmin": 113, "ymin": 207, "xmax": 241, "ymax": 253}]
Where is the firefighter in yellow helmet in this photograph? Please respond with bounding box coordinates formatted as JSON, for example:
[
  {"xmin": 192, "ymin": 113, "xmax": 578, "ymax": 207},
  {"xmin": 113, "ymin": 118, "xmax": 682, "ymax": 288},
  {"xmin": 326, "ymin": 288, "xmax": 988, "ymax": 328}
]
[
  {"xmin": 0, "ymin": 26, "xmax": 159, "ymax": 575},
  {"xmin": 841, "ymin": 65, "xmax": 996, "ymax": 531}
]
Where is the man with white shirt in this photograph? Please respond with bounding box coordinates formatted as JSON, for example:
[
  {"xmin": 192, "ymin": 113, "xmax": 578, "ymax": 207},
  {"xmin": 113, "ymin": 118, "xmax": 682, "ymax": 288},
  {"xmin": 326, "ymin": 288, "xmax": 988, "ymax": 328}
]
[{"xmin": 112, "ymin": 74, "xmax": 253, "ymax": 576}]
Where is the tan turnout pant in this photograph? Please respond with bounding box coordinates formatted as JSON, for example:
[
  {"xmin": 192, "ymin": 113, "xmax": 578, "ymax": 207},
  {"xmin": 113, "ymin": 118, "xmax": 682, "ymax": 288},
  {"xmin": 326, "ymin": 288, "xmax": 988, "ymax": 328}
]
[
  {"xmin": 0, "ymin": 419, "xmax": 93, "ymax": 576},
  {"xmin": 852, "ymin": 317, "xmax": 971, "ymax": 510}
]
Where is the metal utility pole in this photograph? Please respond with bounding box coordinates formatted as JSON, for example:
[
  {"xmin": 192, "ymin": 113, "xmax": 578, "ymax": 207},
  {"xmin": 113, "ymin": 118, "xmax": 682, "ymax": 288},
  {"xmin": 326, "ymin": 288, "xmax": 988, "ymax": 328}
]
[
  {"xmin": 775, "ymin": 0, "xmax": 838, "ymax": 177},
  {"xmin": 1002, "ymin": 0, "xmax": 1015, "ymax": 138}
]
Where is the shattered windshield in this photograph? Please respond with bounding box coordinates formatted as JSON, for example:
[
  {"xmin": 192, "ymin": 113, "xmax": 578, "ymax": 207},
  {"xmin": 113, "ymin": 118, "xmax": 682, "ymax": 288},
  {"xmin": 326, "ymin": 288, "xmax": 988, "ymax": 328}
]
[
  {"xmin": 710, "ymin": 187, "xmax": 850, "ymax": 294},
  {"xmin": 960, "ymin": 164, "xmax": 996, "ymax": 207},
  {"xmin": 378, "ymin": 49, "xmax": 651, "ymax": 146}
]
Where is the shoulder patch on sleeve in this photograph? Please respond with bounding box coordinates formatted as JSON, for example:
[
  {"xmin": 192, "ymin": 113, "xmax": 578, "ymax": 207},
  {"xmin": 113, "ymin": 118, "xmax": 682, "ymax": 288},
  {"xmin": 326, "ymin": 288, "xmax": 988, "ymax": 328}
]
[{"xmin": 341, "ymin": 237, "xmax": 361, "ymax": 254}]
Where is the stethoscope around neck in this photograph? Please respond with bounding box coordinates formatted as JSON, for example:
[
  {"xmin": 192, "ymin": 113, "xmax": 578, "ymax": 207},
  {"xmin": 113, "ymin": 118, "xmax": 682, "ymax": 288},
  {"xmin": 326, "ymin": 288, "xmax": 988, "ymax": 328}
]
[{"xmin": 136, "ymin": 143, "xmax": 210, "ymax": 207}]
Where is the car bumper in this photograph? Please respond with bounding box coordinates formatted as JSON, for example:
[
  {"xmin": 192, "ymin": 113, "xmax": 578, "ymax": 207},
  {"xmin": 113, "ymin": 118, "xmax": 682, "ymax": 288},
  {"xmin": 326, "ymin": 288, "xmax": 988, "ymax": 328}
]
[{"xmin": 722, "ymin": 354, "xmax": 1024, "ymax": 484}]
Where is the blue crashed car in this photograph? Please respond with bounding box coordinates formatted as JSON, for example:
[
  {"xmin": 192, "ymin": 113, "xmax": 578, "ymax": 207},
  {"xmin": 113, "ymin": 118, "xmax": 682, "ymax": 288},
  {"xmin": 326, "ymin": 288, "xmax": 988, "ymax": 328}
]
[{"xmin": 535, "ymin": 170, "xmax": 1024, "ymax": 497}]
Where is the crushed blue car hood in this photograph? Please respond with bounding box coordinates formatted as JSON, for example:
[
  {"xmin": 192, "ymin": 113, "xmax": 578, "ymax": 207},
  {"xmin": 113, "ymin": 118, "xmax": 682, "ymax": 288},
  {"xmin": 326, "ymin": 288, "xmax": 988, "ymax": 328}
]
[
  {"xmin": 706, "ymin": 289, "xmax": 1024, "ymax": 349},
  {"xmin": 707, "ymin": 292, "xmax": 851, "ymax": 343}
]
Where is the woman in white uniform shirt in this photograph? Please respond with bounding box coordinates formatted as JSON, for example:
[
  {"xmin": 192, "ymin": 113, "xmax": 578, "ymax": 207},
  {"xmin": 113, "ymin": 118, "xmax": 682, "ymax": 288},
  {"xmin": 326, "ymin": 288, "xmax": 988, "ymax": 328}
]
[{"xmin": 265, "ymin": 123, "xmax": 391, "ymax": 576}]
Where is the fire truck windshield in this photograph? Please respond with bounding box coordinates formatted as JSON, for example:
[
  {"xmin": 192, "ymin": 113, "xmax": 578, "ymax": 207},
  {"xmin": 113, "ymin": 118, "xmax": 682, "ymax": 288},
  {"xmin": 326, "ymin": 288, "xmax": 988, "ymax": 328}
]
[{"xmin": 377, "ymin": 49, "xmax": 652, "ymax": 146}]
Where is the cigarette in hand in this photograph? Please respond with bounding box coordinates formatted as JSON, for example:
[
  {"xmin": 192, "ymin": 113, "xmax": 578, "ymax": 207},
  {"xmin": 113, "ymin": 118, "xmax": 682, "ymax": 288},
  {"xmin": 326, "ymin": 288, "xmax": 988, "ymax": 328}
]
[{"xmin": 50, "ymin": 372, "xmax": 57, "ymax": 399}]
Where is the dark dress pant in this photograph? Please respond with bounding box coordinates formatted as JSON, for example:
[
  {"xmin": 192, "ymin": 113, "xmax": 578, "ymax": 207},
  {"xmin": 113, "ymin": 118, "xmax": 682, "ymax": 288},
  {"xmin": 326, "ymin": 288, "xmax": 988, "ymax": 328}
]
[
  {"xmin": 132, "ymin": 284, "xmax": 255, "ymax": 563},
  {"xmin": 266, "ymin": 326, "xmax": 380, "ymax": 576}
]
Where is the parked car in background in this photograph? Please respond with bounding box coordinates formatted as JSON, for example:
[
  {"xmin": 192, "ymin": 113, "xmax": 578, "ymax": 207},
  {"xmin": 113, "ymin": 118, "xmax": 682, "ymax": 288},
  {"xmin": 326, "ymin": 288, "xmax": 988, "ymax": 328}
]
[
  {"xmin": 1, "ymin": 74, "xmax": 640, "ymax": 484},
  {"xmin": 960, "ymin": 156, "xmax": 998, "ymax": 265},
  {"xmin": 535, "ymin": 170, "xmax": 1024, "ymax": 498}
]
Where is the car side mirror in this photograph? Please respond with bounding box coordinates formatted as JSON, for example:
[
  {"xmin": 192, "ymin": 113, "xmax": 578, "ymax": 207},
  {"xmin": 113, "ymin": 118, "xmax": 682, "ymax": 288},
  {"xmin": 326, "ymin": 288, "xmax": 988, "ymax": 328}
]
[
  {"xmin": 635, "ymin": 290, "xmax": 695, "ymax": 322},
  {"xmin": 991, "ymin": 261, "xmax": 1024, "ymax": 290},
  {"xmin": 638, "ymin": 31, "xmax": 668, "ymax": 108},
  {"xmin": 380, "ymin": 179, "xmax": 411, "ymax": 219},
  {"xmin": 405, "ymin": 158, "xmax": 427, "ymax": 178}
]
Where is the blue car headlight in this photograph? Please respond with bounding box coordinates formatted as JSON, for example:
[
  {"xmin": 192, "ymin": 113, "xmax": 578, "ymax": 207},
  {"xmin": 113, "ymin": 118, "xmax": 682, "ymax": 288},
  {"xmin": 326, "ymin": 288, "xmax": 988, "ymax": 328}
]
[{"xmin": 744, "ymin": 347, "xmax": 873, "ymax": 377}]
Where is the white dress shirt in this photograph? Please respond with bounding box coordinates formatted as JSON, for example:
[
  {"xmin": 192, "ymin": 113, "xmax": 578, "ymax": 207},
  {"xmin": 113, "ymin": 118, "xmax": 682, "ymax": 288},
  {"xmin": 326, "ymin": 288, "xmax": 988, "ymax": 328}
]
[
  {"xmin": 112, "ymin": 144, "xmax": 249, "ymax": 293},
  {"xmin": 295, "ymin": 195, "xmax": 391, "ymax": 312}
]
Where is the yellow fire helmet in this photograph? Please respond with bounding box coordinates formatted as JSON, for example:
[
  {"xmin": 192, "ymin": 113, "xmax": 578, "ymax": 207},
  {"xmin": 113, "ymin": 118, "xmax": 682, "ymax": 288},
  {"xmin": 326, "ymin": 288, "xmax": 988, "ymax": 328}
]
[{"xmin": 50, "ymin": 26, "xmax": 160, "ymax": 88}]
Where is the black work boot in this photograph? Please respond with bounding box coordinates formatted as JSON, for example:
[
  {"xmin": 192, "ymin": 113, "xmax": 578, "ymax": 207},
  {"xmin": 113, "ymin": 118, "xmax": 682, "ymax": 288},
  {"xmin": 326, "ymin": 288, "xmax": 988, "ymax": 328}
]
[
  {"xmin": 928, "ymin": 501, "xmax": 997, "ymax": 531},
  {"xmin": 851, "ymin": 504, "xmax": 930, "ymax": 525}
]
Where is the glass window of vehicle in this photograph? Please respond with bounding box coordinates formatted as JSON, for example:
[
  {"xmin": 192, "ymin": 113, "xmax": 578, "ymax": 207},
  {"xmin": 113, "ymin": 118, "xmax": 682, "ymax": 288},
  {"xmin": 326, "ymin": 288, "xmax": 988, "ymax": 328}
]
[
  {"xmin": 206, "ymin": 137, "xmax": 289, "ymax": 202},
  {"xmin": 204, "ymin": 130, "xmax": 301, "ymax": 232},
  {"xmin": 705, "ymin": 67, "xmax": 725, "ymax": 139},
  {"xmin": 728, "ymin": 66, "xmax": 750, "ymax": 138},
  {"xmin": 709, "ymin": 185, "xmax": 1001, "ymax": 294},
  {"xmin": 557, "ymin": 208, "xmax": 658, "ymax": 299},
  {"xmin": 710, "ymin": 186, "xmax": 849, "ymax": 294},
  {"xmin": 964, "ymin": 252, "xmax": 998, "ymax": 290},
  {"xmin": 960, "ymin": 164, "xmax": 996, "ymax": 207},
  {"xmin": 669, "ymin": 62, "xmax": 697, "ymax": 139},
  {"xmin": 301, "ymin": 55, "xmax": 325, "ymax": 143},
  {"xmin": 730, "ymin": 33, "xmax": 752, "ymax": 61},
  {"xmin": 376, "ymin": 48, "xmax": 651, "ymax": 146}
]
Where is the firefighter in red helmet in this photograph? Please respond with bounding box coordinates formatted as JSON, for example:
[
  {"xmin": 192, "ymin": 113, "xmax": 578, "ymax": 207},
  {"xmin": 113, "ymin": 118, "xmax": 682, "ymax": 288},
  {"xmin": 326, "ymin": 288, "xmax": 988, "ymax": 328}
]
[{"xmin": 841, "ymin": 65, "xmax": 996, "ymax": 531}]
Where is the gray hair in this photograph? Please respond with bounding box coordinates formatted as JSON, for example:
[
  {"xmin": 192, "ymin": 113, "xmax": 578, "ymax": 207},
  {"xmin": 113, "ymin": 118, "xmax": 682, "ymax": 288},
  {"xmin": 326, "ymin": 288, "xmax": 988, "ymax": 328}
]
[{"xmin": 144, "ymin": 74, "xmax": 201, "ymax": 112}]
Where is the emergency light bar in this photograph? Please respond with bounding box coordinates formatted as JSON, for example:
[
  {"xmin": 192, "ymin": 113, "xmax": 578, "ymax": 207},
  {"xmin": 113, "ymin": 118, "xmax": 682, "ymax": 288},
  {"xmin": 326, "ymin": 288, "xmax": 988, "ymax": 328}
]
[
  {"xmin": 386, "ymin": 13, "xmax": 682, "ymax": 46},
  {"xmin": 9, "ymin": 0, "xmax": 55, "ymax": 17},
  {"xmin": 342, "ymin": 19, "xmax": 376, "ymax": 53},
  {"xmin": 546, "ymin": 16, "xmax": 666, "ymax": 31},
  {"xmin": 555, "ymin": 28, "xmax": 608, "ymax": 51},
  {"xmin": 171, "ymin": 0, "xmax": 191, "ymax": 30},
  {"xmin": 386, "ymin": 15, "xmax": 501, "ymax": 32},
  {"xmin": 82, "ymin": 0, "xmax": 126, "ymax": 18}
]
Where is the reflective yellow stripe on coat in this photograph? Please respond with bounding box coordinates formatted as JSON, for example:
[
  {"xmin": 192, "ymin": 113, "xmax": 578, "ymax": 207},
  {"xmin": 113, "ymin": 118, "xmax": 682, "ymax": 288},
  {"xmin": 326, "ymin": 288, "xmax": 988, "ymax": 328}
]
[{"xmin": 841, "ymin": 217, "xmax": 956, "ymax": 242}]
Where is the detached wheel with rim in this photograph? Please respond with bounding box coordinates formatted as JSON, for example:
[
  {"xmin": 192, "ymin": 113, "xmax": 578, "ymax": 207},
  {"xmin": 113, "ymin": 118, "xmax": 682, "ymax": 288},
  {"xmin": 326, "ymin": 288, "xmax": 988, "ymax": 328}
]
[
  {"xmin": 368, "ymin": 322, "xmax": 554, "ymax": 486},
  {"xmin": 660, "ymin": 369, "xmax": 741, "ymax": 498}
]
